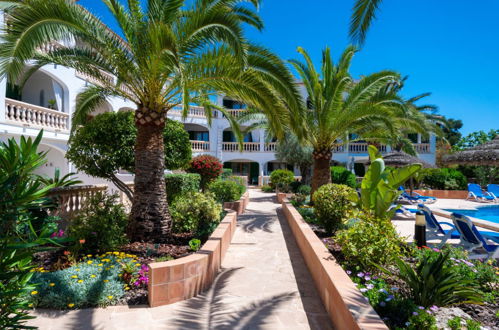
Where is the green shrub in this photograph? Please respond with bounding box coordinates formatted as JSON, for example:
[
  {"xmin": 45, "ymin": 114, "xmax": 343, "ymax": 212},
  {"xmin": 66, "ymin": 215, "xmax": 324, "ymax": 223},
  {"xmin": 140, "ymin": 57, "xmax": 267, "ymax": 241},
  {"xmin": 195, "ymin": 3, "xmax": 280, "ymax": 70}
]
[
  {"xmin": 406, "ymin": 310, "xmax": 437, "ymax": 330},
  {"xmin": 378, "ymin": 249, "xmax": 483, "ymax": 307},
  {"xmin": 336, "ymin": 215, "xmax": 404, "ymax": 271},
  {"xmin": 261, "ymin": 184, "xmax": 273, "ymax": 193},
  {"xmin": 68, "ymin": 192, "xmax": 128, "ymax": 255},
  {"xmin": 331, "ymin": 166, "xmax": 357, "ymax": 188},
  {"xmin": 189, "ymin": 239, "xmax": 201, "ymax": 251},
  {"xmin": 313, "ymin": 184, "xmax": 356, "ymax": 234},
  {"xmin": 296, "ymin": 184, "xmax": 311, "ymax": 196},
  {"xmin": 29, "ymin": 254, "xmax": 138, "ymax": 309},
  {"xmin": 165, "ymin": 173, "xmax": 201, "ymax": 203},
  {"xmin": 289, "ymin": 180, "xmax": 302, "ymax": 193},
  {"xmin": 270, "ymin": 169, "xmax": 294, "ymax": 191},
  {"xmin": 171, "ymin": 192, "xmax": 222, "ymax": 234},
  {"xmin": 422, "ymin": 168, "xmax": 467, "ymax": 190},
  {"xmin": 224, "ymin": 176, "xmax": 246, "ymax": 194},
  {"xmin": 208, "ymin": 180, "xmax": 243, "ymax": 203},
  {"xmin": 221, "ymin": 168, "xmax": 233, "ymax": 179}
]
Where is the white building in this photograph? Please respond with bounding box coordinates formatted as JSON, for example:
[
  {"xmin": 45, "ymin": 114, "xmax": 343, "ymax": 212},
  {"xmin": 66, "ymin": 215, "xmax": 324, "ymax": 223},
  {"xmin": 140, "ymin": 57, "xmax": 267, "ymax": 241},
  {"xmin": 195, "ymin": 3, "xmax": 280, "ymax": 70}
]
[{"xmin": 0, "ymin": 16, "xmax": 436, "ymax": 186}]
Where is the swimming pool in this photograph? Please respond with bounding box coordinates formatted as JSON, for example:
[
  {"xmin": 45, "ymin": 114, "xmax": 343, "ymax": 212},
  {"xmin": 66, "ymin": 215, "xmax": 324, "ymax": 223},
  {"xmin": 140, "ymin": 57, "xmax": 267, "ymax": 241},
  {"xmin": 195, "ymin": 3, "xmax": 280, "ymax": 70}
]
[{"xmin": 444, "ymin": 205, "xmax": 499, "ymax": 224}]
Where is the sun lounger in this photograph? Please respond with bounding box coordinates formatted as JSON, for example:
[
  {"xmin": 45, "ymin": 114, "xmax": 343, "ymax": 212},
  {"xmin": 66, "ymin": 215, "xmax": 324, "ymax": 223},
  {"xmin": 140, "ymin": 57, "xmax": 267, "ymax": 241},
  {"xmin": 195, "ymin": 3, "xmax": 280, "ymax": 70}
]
[{"xmin": 451, "ymin": 213, "xmax": 499, "ymax": 259}]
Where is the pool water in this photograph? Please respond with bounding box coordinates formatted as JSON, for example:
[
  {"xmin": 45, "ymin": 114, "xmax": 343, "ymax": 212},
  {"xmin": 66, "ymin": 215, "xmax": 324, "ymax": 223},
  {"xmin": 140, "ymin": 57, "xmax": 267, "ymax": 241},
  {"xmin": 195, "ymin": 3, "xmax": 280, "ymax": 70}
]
[{"xmin": 444, "ymin": 205, "xmax": 499, "ymax": 224}]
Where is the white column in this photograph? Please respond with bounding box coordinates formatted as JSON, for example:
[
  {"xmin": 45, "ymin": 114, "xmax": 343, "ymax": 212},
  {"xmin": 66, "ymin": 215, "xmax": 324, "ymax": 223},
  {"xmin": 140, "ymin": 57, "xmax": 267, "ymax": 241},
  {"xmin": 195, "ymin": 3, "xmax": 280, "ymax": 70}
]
[
  {"xmin": 417, "ymin": 133, "xmax": 422, "ymax": 144},
  {"xmin": 258, "ymin": 129, "xmax": 265, "ymax": 152}
]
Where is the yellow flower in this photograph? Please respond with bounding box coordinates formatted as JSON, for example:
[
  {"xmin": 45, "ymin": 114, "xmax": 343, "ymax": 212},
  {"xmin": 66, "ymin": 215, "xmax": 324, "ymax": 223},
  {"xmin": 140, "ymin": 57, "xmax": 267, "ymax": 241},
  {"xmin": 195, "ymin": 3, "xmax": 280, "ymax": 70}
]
[
  {"xmin": 90, "ymin": 275, "xmax": 96, "ymax": 278},
  {"xmin": 28, "ymin": 303, "xmax": 33, "ymax": 308},
  {"xmin": 98, "ymin": 263, "xmax": 103, "ymax": 267},
  {"xmin": 49, "ymin": 283, "xmax": 55, "ymax": 287},
  {"xmin": 31, "ymin": 291, "xmax": 38, "ymax": 295},
  {"xmin": 107, "ymin": 295, "xmax": 113, "ymax": 300},
  {"xmin": 110, "ymin": 265, "xmax": 115, "ymax": 268},
  {"xmin": 103, "ymin": 280, "xmax": 109, "ymax": 283},
  {"xmin": 113, "ymin": 252, "xmax": 119, "ymax": 255},
  {"xmin": 68, "ymin": 303, "xmax": 75, "ymax": 308},
  {"xmin": 135, "ymin": 263, "xmax": 141, "ymax": 267},
  {"xmin": 78, "ymin": 280, "xmax": 83, "ymax": 283},
  {"xmin": 75, "ymin": 268, "xmax": 80, "ymax": 271},
  {"xmin": 87, "ymin": 254, "xmax": 92, "ymax": 257},
  {"xmin": 87, "ymin": 260, "xmax": 93, "ymax": 265},
  {"xmin": 71, "ymin": 275, "xmax": 78, "ymax": 279},
  {"xmin": 105, "ymin": 267, "xmax": 110, "ymax": 271}
]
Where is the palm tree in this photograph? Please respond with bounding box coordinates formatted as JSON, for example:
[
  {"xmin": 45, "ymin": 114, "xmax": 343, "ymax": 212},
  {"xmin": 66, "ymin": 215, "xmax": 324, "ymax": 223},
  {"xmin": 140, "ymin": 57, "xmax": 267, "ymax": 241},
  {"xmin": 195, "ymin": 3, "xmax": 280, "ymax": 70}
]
[
  {"xmin": 288, "ymin": 46, "xmax": 401, "ymax": 194},
  {"xmin": 0, "ymin": 0, "xmax": 299, "ymax": 242},
  {"xmin": 350, "ymin": 0, "xmax": 384, "ymax": 45}
]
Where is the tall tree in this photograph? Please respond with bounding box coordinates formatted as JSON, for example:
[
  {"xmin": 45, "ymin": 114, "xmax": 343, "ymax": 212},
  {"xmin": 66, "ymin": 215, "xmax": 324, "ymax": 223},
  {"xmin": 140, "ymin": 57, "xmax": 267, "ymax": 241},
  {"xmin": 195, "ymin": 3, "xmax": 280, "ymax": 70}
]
[
  {"xmin": 288, "ymin": 46, "xmax": 401, "ymax": 194},
  {"xmin": 350, "ymin": 0, "xmax": 384, "ymax": 46},
  {"xmin": 0, "ymin": 0, "xmax": 298, "ymax": 242},
  {"xmin": 275, "ymin": 134, "xmax": 313, "ymax": 185}
]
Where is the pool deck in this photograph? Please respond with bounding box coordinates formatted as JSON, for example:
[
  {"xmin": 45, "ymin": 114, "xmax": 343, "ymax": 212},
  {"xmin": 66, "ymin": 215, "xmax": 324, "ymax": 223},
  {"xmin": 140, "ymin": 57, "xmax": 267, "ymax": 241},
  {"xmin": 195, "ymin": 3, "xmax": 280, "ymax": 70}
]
[{"xmin": 392, "ymin": 198, "xmax": 499, "ymax": 246}]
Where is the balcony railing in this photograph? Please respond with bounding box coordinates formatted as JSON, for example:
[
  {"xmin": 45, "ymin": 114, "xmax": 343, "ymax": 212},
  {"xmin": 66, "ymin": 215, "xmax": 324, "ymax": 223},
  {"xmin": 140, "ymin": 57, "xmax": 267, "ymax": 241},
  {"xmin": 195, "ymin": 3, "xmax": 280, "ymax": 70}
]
[
  {"xmin": 348, "ymin": 143, "xmax": 387, "ymax": 153},
  {"xmin": 414, "ymin": 143, "xmax": 431, "ymax": 154},
  {"xmin": 190, "ymin": 140, "xmax": 210, "ymax": 152},
  {"xmin": 264, "ymin": 142, "xmax": 277, "ymax": 152},
  {"xmin": 5, "ymin": 98, "xmax": 69, "ymax": 132},
  {"xmin": 169, "ymin": 106, "xmax": 207, "ymax": 118},
  {"xmin": 226, "ymin": 109, "xmax": 247, "ymax": 118},
  {"xmin": 222, "ymin": 142, "xmax": 261, "ymax": 152}
]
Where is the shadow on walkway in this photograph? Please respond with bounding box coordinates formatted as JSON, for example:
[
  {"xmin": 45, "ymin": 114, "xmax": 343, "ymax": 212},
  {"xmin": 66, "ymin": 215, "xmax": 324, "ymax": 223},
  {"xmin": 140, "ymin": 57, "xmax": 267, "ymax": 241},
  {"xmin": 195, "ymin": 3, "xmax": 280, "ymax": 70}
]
[{"xmin": 171, "ymin": 268, "xmax": 296, "ymax": 330}]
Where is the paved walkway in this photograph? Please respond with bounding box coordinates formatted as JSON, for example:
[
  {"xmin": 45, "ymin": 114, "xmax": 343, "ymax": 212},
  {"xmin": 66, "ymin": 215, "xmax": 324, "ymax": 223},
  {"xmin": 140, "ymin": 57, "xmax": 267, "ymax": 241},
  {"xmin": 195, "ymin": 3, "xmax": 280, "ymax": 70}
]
[{"xmin": 28, "ymin": 189, "xmax": 332, "ymax": 330}]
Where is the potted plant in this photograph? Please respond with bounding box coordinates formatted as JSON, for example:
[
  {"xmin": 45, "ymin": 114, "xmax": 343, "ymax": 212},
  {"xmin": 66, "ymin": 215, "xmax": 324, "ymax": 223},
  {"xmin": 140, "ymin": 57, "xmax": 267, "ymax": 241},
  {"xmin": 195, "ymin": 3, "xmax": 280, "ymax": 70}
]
[{"xmin": 47, "ymin": 99, "xmax": 57, "ymax": 110}]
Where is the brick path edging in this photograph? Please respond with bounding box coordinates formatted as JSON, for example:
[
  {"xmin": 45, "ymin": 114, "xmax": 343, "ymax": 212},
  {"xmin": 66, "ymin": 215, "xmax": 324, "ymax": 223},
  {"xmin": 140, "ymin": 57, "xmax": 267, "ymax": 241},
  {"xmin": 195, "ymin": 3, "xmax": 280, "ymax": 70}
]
[
  {"xmin": 148, "ymin": 210, "xmax": 238, "ymax": 307},
  {"xmin": 281, "ymin": 199, "xmax": 388, "ymax": 330},
  {"xmin": 223, "ymin": 191, "xmax": 250, "ymax": 215},
  {"xmin": 413, "ymin": 189, "xmax": 468, "ymax": 199}
]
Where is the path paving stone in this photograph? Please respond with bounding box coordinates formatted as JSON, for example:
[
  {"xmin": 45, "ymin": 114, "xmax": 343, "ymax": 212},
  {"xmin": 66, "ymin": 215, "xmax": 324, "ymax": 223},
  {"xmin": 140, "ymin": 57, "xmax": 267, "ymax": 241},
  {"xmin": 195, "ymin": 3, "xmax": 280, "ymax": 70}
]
[{"xmin": 27, "ymin": 189, "xmax": 332, "ymax": 329}]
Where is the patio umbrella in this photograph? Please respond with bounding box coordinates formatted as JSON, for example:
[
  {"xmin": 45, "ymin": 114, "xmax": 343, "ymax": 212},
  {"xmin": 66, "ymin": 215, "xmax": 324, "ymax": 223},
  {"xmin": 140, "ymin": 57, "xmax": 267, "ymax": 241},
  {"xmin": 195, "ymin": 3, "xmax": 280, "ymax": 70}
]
[{"xmin": 443, "ymin": 136, "xmax": 499, "ymax": 166}]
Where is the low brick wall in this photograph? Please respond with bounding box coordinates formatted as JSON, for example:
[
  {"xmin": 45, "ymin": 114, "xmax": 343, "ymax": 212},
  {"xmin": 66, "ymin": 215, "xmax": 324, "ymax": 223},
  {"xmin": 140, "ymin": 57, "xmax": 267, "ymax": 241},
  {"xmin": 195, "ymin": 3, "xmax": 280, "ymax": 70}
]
[
  {"xmin": 148, "ymin": 211, "xmax": 237, "ymax": 307},
  {"xmin": 414, "ymin": 190, "xmax": 468, "ymax": 199},
  {"xmin": 281, "ymin": 199, "xmax": 387, "ymax": 330},
  {"xmin": 276, "ymin": 192, "xmax": 293, "ymax": 203},
  {"xmin": 223, "ymin": 191, "xmax": 250, "ymax": 215}
]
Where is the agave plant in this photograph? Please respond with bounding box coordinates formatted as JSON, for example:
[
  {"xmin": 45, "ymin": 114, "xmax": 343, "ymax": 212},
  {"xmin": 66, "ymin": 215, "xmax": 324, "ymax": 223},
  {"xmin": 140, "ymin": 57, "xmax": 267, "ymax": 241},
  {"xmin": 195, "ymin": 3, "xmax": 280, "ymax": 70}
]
[
  {"xmin": 0, "ymin": 0, "xmax": 299, "ymax": 242},
  {"xmin": 38, "ymin": 168, "xmax": 82, "ymax": 189},
  {"xmin": 377, "ymin": 250, "xmax": 483, "ymax": 307}
]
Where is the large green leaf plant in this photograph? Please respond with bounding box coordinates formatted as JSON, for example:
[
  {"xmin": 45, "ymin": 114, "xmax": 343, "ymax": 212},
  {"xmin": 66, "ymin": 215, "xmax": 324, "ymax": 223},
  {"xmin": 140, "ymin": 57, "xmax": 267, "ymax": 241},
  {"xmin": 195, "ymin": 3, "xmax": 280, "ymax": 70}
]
[{"xmin": 357, "ymin": 145, "xmax": 421, "ymax": 219}]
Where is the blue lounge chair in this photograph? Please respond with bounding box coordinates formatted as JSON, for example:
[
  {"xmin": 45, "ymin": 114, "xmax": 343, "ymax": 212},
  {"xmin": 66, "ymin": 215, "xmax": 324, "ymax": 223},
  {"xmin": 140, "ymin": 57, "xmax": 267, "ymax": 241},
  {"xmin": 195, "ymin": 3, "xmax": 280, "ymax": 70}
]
[
  {"xmin": 467, "ymin": 183, "xmax": 495, "ymax": 202},
  {"xmin": 487, "ymin": 184, "xmax": 499, "ymax": 201},
  {"xmin": 398, "ymin": 186, "xmax": 436, "ymax": 204},
  {"xmin": 417, "ymin": 204, "xmax": 459, "ymax": 245},
  {"xmin": 451, "ymin": 213, "xmax": 499, "ymax": 259}
]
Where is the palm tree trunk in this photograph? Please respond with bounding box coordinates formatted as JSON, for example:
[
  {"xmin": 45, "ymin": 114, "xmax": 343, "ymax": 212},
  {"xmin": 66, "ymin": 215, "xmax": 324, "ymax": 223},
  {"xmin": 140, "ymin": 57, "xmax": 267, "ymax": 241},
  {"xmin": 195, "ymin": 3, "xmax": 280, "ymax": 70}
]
[
  {"xmin": 128, "ymin": 107, "xmax": 171, "ymax": 242},
  {"xmin": 299, "ymin": 164, "xmax": 312, "ymax": 186},
  {"xmin": 311, "ymin": 148, "xmax": 332, "ymax": 197}
]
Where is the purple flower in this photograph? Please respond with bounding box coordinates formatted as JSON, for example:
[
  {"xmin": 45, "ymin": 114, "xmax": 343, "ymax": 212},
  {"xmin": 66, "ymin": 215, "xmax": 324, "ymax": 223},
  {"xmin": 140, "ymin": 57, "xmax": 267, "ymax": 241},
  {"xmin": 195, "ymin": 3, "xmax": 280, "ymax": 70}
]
[
  {"xmin": 432, "ymin": 248, "xmax": 440, "ymax": 252},
  {"xmin": 464, "ymin": 260, "xmax": 474, "ymax": 267},
  {"xmin": 353, "ymin": 283, "xmax": 358, "ymax": 286},
  {"xmin": 357, "ymin": 272, "xmax": 365, "ymax": 278},
  {"xmin": 429, "ymin": 305, "xmax": 439, "ymax": 312},
  {"xmin": 418, "ymin": 306, "xmax": 425, "ymax": 310},
  {"xmin": 360, "ymin": 288, "xmax": 368, "ymax": 293},
  {"xmin": 366, "ymin": 284, "xmax": 374, "ymax": 290},
  {"xmin": 378, "ymin": 289, "xmax": 388, "ymax": 294},
  {"xmin": 372, "ymin": 275, "xmax": 379, "ymax": 280},
  {"xmin": 364, "ymin": 275, "xmax": 371, "ymax": 281},
  {"xmin": 385, "ymin": 295, "xmax": 394, "ymax": 302},
  {"xmin": 379, "ymin": 301, "xmax": 386, "ymax": 307},
  {"xmin": 346, "ymin": 270, "xmax": 352, "ymax": 275},
  {"xmin": 412, "ymin": 312, "xmax": 419, "ymax": 316}
]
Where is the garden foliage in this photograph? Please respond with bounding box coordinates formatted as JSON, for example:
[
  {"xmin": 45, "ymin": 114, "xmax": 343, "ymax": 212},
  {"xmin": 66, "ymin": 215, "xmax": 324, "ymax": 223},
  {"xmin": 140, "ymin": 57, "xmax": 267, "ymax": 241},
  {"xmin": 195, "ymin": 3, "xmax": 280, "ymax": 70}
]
[
  {"xmin": 68, "ymin": 192, "xmax": 128, "ymax": 254},
  {"xmin": 208, "ymin": 180, "xmax": 244, "ymax": 203},
  {"xmin": 331, "ymin": 166, "xmax": 357, "ymax": 188},
  {"xmin": 313, "ymin": 183, "xmax": 356, "ymax": 234},
  {"xmin": 269, "ymin": 169, "xmax": 295, "ymax": 191},
  {"xmin": 164, "ymin": 173, "xmax": 201, "ymax": 203},
  {"xmin": 188, "ymin": 155, "xmax": 223, "ymax": 190},
  {"xmin": 171, "ymin": 192, "xmax": 222, "ymax": 234},
  {"xmin": 422, "ymin": 168, "xmax": 467, "ymax": 190}
]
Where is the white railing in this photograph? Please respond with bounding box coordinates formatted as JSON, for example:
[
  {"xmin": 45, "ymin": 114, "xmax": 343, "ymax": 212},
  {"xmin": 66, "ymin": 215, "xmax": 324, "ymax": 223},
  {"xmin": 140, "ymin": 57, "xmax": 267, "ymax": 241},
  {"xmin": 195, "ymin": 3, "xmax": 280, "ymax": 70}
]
[
  {"xmin": 348, "ymin": 143, "xmax": 387, "ymax": 153},
  {"xmin": 222, "ymin": 142, "xmax": 261, "ymax": 152},
  {"xmin": 264, "ymin": 142, "xmax": 277, "ymax": 152},
  {"xmin": 414, "ymin": 143, "xmax": 431, "ymax": 154},
  {"xmin": 225, "ymin": 109, "xmax": 247, "ymax": 118},
  {"xmin": 5, "ymin": 98, "xmax": 69, "ymax": 132},
  {"xmin": 190, "ymin": 140, "xmax": 210, "ymax": 152},
  {"xmin": 169, "ymin": 106, "xmax": 207, "ymax": 118},
  {"xmin": 333, "ymin": 145, "xmax": 346, "ymax": 153}
]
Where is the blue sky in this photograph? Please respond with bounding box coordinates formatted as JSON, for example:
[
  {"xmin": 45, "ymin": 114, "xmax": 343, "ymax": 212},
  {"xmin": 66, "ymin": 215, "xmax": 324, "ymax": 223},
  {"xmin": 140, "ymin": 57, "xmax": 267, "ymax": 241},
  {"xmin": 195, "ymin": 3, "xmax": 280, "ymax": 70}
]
[{"xmin": 80, "ymin": 0, "xmax": 499, "ymax": 136}]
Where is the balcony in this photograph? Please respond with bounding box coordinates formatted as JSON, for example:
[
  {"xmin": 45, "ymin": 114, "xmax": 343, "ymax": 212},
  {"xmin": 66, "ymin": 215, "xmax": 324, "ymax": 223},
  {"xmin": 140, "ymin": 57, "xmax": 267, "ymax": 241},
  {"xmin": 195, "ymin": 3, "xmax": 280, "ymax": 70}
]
[
  {"xmin": 190, "ymin": 140, "xmax": 210, "ymax": 152},
  {"xmin": 4, "ymin": 98, "xmax": 69, "ymax": 132},
  {"xmin": 169, "ymin": 106, "xmax": 208, "ymax": 118},
  {"xmin": 413, "ymin": 143, "xmax": 431, "ymax": 154},
  {"xmin": 221, "ymin": 142, "xmax": 277, "ymax": 152}
]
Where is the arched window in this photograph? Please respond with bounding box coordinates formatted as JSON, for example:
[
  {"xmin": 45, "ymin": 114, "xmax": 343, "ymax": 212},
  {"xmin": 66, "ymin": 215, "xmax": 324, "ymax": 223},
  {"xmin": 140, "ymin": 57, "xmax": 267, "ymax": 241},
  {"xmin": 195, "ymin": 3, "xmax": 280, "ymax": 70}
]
[{"xmin": 39, "ymin": 90, "xmax": 45, "ymax": 107}]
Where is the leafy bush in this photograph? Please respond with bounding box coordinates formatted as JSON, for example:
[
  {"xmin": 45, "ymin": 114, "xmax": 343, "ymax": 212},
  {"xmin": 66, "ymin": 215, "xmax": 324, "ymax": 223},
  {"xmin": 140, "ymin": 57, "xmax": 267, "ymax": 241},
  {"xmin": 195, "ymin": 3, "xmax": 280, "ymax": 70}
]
[
  {"xmin": 422, "ymin": 168, "xmax": 467, "ymax": 190},
  {"xmin": 270, "ymin": 169, "xmax": 295, "ymax": 192},
  {"xmin": 188, "ymin": 155, "xmax": 223, "ymax": 190},
  {"xmin": 221, "ymin": 168, "xmax": 233, "ymax": 179},
  {"xmin": 189, "ymin": 239, "xmax": 201, "ymax": 251},
  {"xmin": 261, "ymin": 184, "xmax": 273, "ymax": 193},
  {"xmin": 331, "ymin": 166, "xmax": 356, "ymax": 188},
  {"xmin": 336, "ymin": 215, "xmax": 404, "ymax": 271},
  {"xmin": 313, "ymin": 183, "xmax": 356, "ymax": 234},
  {"xmin": 29, "ymin": 253, "xmax": 140, "ymax": 309},
  {"xmin": 208, "ymin": 180, "xmax": 243, "ymax": 203},
  {"xmin": 0, "ymin": 132, "xmax": 59, "ymax": 328},
  {"xmin": 164, "ymin": 173, "xmax": 201, "ymax": 203},
  {"xmin": 171, "ymin": 192, "xmax": 222, "ymax": 234},
  {"xmin": 68, "ymin": 192, "xmax": 128, "ymax": 254},
  {"xmin": 224, "ymin": 176, "xmax": 247, "ymax": 194},
  {"xmin": 296, "ymin": 184, "xmax": 311, "ymax": 196},
  {"xmin": 406, "ymin": 309, "xmax": 437, "ymax": 330},
  {"xmin": 289, "ymin": 180, "xmax": 302, "ymax": 193},
  {"xmin": 378, "ymin": 249, "xmax": 483, "ymax": 307}
]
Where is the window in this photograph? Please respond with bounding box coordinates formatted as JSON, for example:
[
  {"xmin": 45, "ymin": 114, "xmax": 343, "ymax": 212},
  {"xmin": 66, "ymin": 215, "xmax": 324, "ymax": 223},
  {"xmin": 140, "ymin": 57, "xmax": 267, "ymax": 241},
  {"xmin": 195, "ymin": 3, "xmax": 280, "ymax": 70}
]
[
  {"xmin": 223, "ymin": 98, "xmax": 246, "ymax": 109},
  {"xmin": 39, "ymin": 90, "xmax": 45, "ymax": 107}
]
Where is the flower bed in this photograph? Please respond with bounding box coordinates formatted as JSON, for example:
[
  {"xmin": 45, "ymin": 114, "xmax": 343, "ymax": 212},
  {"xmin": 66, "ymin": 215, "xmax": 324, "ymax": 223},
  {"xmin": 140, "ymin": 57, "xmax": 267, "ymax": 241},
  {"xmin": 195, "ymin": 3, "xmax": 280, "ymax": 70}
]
[{"xmin": 286, "ymin": 198, "xmax": 499, "ymax": 329}]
